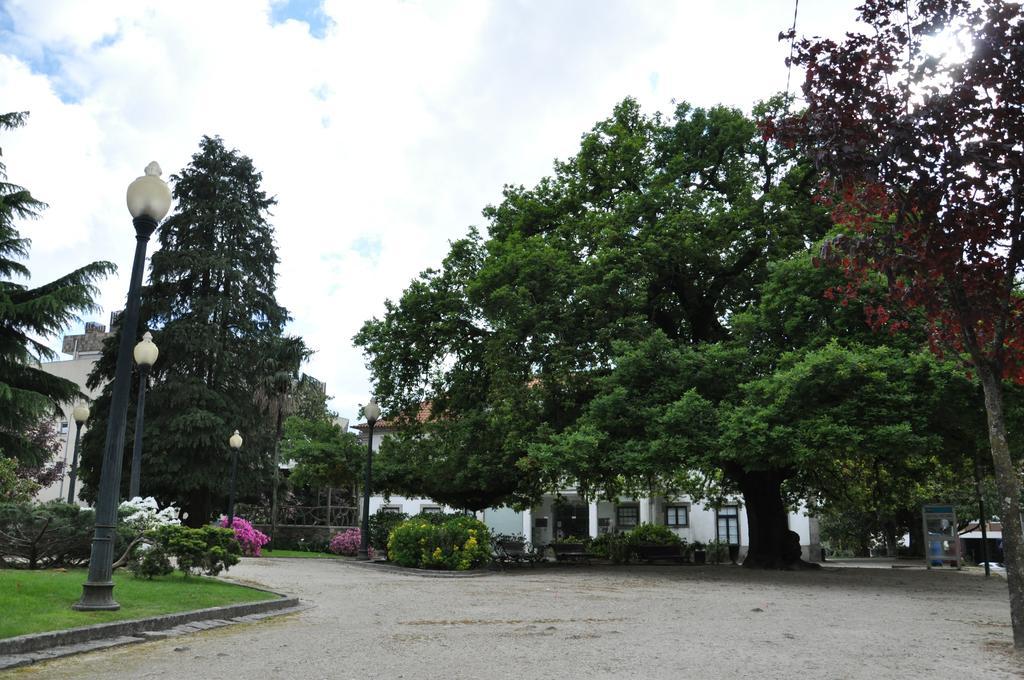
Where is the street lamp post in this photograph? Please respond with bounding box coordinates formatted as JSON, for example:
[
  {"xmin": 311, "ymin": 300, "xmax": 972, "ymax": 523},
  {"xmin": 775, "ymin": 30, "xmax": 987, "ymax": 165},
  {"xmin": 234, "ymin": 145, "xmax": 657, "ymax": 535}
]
[
  {"xmin": 66, "ymin": 403, "xmax": 90, "ymax": 505},
  {"xmin": 227, "ymin": 430, "xmax": 243, "ymax": 529},
  {"xmin": 358, "ymin": 397, "xmax": 380, "ymax": 560},
  {"xmin": 75, "ymin": 163, "xmax": 171, "ymax": 612},
  {"xmin": 128, "ymin": 332, "xmax": 158, "ymax": 500}
]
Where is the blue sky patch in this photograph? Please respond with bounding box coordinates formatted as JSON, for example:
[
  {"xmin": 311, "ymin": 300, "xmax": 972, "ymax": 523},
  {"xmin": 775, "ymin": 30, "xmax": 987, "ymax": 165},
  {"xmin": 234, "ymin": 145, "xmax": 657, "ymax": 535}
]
[
  {"xmin": 351, "ymin": 236, "xmax": 382, "ymax": 262},
  {"xmin": 270, "ymin": 0, "xmax": 331, "ymax": 39}
]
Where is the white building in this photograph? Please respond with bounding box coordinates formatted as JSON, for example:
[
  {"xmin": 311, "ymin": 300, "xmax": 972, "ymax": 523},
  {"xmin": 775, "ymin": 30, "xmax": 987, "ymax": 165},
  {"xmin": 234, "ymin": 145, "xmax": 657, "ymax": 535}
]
[
  {"xmin": 36, "ymin": 321, "xmax": 112, "ymax": 505},
  {"xmin": 354, "ymin": 411, "xmax": 821, "ymax": 562}
]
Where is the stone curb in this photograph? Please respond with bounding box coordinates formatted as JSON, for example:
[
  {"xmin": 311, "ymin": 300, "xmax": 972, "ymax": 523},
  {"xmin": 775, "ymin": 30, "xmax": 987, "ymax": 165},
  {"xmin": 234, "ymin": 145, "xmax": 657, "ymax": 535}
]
[
  {"xmin": 337, "ymin": 558, "xmax": 496, "ymax": 578},
  {"xmin": 0, "ymin": 586, "xmax": 302, "ymax": 669}
]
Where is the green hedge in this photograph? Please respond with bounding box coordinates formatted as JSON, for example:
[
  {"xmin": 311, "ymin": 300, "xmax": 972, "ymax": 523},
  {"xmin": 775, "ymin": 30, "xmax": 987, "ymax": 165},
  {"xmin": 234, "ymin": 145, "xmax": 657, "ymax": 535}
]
[
  {"xmin": 131, "ymin": 525, "xmax": 242, "ymax": 578},
  {"xmin": 387, "ymin": 515, "xmax": 491, "ymax": 570},
  {"xmin": 0, "ymin": 501, "xmax": 132, "ymax": 569}
]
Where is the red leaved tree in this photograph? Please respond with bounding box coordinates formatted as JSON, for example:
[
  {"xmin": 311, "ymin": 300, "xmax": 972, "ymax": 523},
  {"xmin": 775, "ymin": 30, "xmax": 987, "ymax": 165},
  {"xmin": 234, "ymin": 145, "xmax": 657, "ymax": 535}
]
[{"xmin": 774, "ymin": 0, "xmax": 1024, "ymax": 648}]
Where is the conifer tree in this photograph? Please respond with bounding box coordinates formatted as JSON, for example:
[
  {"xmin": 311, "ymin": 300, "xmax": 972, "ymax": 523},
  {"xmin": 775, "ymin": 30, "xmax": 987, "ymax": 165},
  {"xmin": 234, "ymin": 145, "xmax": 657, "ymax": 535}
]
[
  {"xmin": 0, "ymin": 111, "xmax": 113, "ymax": 464},
  {"xmin": 80, "ymin": 136, "xmax": 298, "ymax": 523}
]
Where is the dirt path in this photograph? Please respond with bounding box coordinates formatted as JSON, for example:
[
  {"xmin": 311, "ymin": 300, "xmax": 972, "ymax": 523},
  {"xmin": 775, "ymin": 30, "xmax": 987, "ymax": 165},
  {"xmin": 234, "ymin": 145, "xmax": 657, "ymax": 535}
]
[{"xmin": 11, "ymin": 559, "xmax": 1022, "ymax": 679}]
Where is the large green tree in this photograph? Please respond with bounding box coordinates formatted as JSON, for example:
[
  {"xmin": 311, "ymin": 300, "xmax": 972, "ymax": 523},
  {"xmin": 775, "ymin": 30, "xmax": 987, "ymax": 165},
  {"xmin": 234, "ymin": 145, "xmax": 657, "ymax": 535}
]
[
  {"xmin": 81, "ymin": 136, "xmax": 295, "ymax": 524},
  {"xmin": 0, "ymin": 111, "xmax": 113, "ymax": 465},
  {"xmin": 356, "ymin": 98, "xmax": 832, "ymax": 532}
]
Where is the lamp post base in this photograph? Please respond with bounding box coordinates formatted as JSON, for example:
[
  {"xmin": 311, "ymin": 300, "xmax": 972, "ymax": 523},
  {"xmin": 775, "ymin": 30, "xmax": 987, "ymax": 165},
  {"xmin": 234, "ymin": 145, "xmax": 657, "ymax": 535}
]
[
  {"xmin": 73, "ymin": 582, "xmax": 121, "ymax": 611},
  {"xmin": 357, "ymin": 548, "xmax": 370, "ymax": 561}
]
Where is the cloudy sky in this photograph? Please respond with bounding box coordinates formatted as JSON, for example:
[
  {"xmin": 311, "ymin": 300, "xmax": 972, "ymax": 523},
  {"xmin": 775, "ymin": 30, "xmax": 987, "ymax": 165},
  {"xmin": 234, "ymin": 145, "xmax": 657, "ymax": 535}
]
[{"xmin": 1, "ymin": 0, "xmax": 858, "ymax": 424}]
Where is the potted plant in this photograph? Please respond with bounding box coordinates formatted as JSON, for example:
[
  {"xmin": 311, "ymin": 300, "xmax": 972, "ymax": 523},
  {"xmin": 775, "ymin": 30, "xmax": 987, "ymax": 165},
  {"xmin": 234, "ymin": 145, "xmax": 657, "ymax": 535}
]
[
  {"xmin": 691, "ymin": 540, "xmax": 707, "ymax": 565},
  {"xmin": 706, "ymin": 539, "xmax": 730, "ymax": 564}
]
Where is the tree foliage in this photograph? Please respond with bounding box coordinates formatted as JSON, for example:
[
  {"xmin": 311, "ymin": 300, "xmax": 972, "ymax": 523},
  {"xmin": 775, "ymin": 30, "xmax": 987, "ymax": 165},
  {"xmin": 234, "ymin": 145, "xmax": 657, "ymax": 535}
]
[
  {"xmin": 283, "ymin": 415, "xmax": 362, "ymax": 490},
  {"xmin": 0, "ymin": 111, "xmax": 113, "ymax": 464},
  {"xmin": 775, "ymin": 0, "xmax": 1024, "ymax": 644},
  {"xmin": 80, "ymin": 136, "xmax": 295, "ymax": 525},
  {"xmin": 357, "ymin": 98, "xmax": 833, "ymax": 550},
  {"xmin": 359, "ymin": 92, "xmax": 996, "ymax": 568}
]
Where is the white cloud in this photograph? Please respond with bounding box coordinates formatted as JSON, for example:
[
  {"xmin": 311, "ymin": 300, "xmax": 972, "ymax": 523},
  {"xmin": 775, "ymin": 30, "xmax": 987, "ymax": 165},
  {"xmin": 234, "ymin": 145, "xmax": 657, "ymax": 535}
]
[{"xmin": 0, "ymin": 0, "xmax": 858, "ymax": 423}]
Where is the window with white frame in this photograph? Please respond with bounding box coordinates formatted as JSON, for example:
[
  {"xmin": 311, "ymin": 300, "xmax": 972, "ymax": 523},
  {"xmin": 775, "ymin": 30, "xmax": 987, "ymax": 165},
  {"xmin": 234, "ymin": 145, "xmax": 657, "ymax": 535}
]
[
  {"xmin": 421, "ymin": 506, "xmax": 442, "ymax": 514},
  {"xmin": 59, "ymin": 421, "xmax": 69, "ymax": 435},
  {"xmin": 381, "ymin": 504, "xmax": 403, "ymax": 513},
  {"xmin": 665, "ymin": 504, "xmax": 689, "ymax": 528}
]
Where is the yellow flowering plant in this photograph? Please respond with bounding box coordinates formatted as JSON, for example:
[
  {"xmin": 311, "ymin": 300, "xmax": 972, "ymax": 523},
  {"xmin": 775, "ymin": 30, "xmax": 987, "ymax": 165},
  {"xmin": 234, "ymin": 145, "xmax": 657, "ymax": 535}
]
[{"xmin": 387, "ymin": 515, "xmax": 491, "ymax": 570}]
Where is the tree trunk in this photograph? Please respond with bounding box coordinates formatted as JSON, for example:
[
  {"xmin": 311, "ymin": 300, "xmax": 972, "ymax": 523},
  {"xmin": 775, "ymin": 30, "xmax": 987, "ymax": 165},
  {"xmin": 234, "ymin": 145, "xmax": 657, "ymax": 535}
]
[
  {"xmin": 978, "ymin": 367, "xmax": 1024, "ymax": 650},
  {"xmin": 736, "ymin": 469, "xmax": 818, "ymax": 570},
  {"xmin": 184, "ymin": 490, "xmax": 213, "ymax": 528},
  {"xmin": 856, "ymin": 533, "xmax": 871, "ymax": 558},
  {"xmin": 883, "ymin": 520, "xmax": 899, "ymax": 558},
  {"xmin": 900, "ymin": 508, "xmax": 923, "ymax": 557},
  {"xmin": 270, "ymin": 402, "xmax": 284, "ymax": 547}
]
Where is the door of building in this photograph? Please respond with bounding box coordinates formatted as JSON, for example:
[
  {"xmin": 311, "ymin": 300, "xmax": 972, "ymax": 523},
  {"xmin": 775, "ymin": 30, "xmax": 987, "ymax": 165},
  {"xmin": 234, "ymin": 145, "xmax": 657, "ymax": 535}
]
[
  {"xmin": 717, "ymin": 506, "xmax": 740, "ymax": 562},
  {"xmin": 554, "ymin": 502, "xmax": 590, "ymax": 540}
]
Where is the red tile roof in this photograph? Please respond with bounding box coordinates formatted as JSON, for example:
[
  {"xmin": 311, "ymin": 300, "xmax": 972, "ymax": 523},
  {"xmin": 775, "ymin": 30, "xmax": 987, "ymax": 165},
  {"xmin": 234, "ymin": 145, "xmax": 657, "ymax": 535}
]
[{"xmin": 352, "ymin": 401, "xmax": 432, "ymax": 430}]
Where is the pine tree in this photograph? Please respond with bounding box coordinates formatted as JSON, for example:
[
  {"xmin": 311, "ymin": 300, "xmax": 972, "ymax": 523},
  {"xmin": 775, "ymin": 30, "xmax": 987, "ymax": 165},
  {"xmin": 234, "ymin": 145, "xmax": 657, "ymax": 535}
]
[
  {"xmin": 0, "ymin": 111, "xmax": 114, "ymax": 464},
  {"xmin": 80, "ymin": 136, "xmax": 296, "ymax": 523}
]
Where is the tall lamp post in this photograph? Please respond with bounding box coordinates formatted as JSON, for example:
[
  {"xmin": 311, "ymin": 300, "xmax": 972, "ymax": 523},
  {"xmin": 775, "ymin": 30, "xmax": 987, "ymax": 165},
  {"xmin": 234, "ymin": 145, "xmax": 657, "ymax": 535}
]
[
  {"xmin": 128, "ymin": 332, "xmax": 158, "ymax": 499},
  {"xmin": 227, "ymin": 430, "xmax": 243, "ymax": 529},
  {"xmin": 75, "ymin": 163, "xmax": 171, "ymax": 612},
  {"xmin": 66, "ymin": 403, "xmax": 90, "ymax": 505},
  {"xmin": 358, "ymin": 397, "xmax": 380, "ymax": 560}
]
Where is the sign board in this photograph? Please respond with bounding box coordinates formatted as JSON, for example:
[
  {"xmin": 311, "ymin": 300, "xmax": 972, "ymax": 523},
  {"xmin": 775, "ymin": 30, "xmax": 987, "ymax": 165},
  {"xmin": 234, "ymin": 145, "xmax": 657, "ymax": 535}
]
[{"xmin": 922, "ymin": 504, "xmax": 961, "ymax": 569}]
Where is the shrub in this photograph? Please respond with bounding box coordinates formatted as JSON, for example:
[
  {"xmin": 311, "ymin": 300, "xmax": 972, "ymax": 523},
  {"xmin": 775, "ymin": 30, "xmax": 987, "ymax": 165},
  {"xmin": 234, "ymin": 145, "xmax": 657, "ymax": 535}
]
[
  {"xmin": 412, "ymin": 510, "xmax": 464, "ymax": 525},
  {"xmin": 387, "ymin": 515, "xmax": 491, "ymax": 570},
  {"xmin": 588, "ymin": 533, "xmax": 611, "ymax": 558},
  {"xmin": 706, "ymin": 539, "xmax": 731, "ymax": 564},
  {"xmin": 219, "ymin": 516, "xmax": 270, "ymax": 556},
  {"xmin": 150, "ymin": 525, "xmax": 241, "ymax": 576},
  {"xmin": 368, "ymin": 508, "xmax": 408, "ymax": 556},
  {"xmin": 0, "ymin": 457, "xmax": 37, "ymax": 503},
  {"xmin": 0, "ymin": 501, "xmax": 98, "ymax": 569},
  {"xmin": 329, "ymin": 528, "xmax": 361, "ymax": 556},
  {"xmin": 128, "ymin": 543, "xmax": 173, "ymax": 579},
  {"xmin": 120, "ymin": 496, "xmax": 182, "ymax": 534},
  {"xmin": 587, "ymin": 533, "xmax": 635, "ymax": 564},
  {"xmin": 551, "ymin": 535, "xmax": 590, "ymax": 545},
  {"xmin": 630, "ymin": 523, "xmax": 682, "ymax": 546}
]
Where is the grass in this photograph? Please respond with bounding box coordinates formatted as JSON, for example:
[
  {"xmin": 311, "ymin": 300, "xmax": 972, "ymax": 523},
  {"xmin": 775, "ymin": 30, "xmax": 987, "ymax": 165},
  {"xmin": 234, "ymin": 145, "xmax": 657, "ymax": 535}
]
[
  {"xmin": 0, "ymin": 568, "xmax": 277, "ymax": 639},
  {"xmin": 256, "ymin": 549, "xmax": 339, "ymax": 559}
]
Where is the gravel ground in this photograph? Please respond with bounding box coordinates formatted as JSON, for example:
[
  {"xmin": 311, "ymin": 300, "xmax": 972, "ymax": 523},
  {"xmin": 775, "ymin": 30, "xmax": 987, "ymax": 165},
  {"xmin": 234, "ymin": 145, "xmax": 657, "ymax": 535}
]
[{"xmin": 10, "ymin": 559, "xmax": 1021, "ymax": 680}]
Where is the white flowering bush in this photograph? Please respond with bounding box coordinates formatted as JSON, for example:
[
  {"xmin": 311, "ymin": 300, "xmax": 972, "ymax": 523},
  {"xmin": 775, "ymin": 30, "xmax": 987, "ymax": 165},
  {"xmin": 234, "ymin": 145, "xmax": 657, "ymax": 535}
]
[{"xmin": 119, "ymin": 496, "xmax": 182, "ymax": 535}]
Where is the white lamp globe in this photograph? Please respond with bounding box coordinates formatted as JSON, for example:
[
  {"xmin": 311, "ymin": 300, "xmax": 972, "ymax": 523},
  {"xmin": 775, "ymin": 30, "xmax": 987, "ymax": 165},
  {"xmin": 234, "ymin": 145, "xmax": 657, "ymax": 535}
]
[
  {"xmin": 133, "ymin": 332, "xmax": 159, "ymax": 367},
  {"xmin": 72, "ymin": 402, "xmax": 90, "ymax": 424},
  {"xmin": 126, "ymin": 162, "xmax": 172, "ymax": 221},
  {"xmin": 364, "ymin": 398, "xmax": 381, "ymax": 425},
  {"xmin": 229, "ymin": 430, "xmax": 243, "ymax": 449}
]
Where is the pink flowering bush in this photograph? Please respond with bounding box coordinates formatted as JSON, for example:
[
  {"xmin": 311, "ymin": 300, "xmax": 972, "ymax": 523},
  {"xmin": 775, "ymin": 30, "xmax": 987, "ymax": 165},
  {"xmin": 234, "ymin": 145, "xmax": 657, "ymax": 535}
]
[
  {"xmin": 329, "ymin": 528, "xmax": 361, "ymax": 556},
  {"xmin": 219, "ymin": 516, "xmax": 270, "ymax": 557}
]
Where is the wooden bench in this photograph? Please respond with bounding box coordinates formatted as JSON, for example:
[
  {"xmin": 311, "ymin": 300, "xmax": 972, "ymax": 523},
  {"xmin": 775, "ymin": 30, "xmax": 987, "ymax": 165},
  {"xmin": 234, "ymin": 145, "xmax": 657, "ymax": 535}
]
[
  {"xmin": 550, "ymin": 542, "xmax": 594, "ymax": 564},
  {"xmin": 494, "ymin": 539, "xmax": 541, "ymax": 568},
  {"xmin": 635, "ymin": 543, "xmax": 686, "ymax": 564}
]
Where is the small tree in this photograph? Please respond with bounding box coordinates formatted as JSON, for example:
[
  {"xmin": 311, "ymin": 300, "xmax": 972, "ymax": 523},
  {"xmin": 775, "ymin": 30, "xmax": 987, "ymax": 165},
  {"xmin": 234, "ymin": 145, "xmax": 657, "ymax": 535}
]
[
  {"xmin": 0, "ymin": 111, "xmax": 113, "ymax": 464},
  {"xmin": 284, "ymin": 415, "xmax": 363, "ymax": 491},
  {"xmin": 776, "ymin": 0, "xmax": 1024, "ymax": 647}
]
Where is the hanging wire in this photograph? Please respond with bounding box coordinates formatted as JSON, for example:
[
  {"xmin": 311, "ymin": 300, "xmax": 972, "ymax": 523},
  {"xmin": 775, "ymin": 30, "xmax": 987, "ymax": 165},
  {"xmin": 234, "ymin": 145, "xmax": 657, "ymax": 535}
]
[{"xmin": 784, "ymin": 0, "xmax": 801, "ymax": 102}]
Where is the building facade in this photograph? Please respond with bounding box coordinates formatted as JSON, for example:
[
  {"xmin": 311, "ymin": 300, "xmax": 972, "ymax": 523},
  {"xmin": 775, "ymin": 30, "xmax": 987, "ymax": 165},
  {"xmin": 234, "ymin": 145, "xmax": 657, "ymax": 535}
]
[
  {"xmin": 355, "ymin": 415, "xmax": 822, "ymax": 563},
  {"xmin": 36, "ymin": 321, "xmax": 112, "ymax": 505}
]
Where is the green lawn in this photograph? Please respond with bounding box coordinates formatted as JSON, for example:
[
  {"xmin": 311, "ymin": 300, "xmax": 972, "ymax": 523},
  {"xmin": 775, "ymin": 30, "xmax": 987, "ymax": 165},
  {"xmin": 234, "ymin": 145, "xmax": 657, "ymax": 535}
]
[
  {"xmin": 256, "ymin": 549, "xmax": 339, "ymax": 559},
  {"xmin": 0, "ymin": 569, "xmax": 278, "ymax": 639}
]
